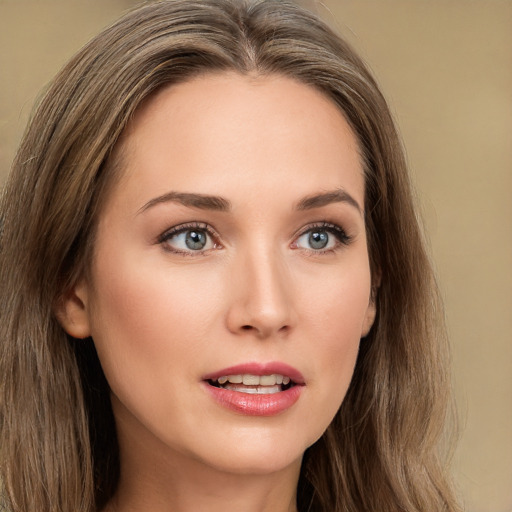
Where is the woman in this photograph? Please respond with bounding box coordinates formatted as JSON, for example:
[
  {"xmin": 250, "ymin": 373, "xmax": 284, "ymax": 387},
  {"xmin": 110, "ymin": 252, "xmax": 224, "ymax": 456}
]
[{"xmin": 0, "ymin": 1, "xmax": 461, "ymax": 511}]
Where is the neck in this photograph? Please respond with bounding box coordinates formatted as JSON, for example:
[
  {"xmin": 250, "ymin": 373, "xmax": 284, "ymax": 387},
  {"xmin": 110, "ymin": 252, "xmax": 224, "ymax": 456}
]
[
  {"xmin": 106, "ymin": 448, "xmax": 301, "ymax": 512},
  {"xmin": 107, "ymin": 461, "xmax": 300, "ymax": 512}
]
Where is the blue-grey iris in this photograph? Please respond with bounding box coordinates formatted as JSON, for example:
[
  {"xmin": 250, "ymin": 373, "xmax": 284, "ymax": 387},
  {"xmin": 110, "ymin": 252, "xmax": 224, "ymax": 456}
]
[
  {"xmin": 185, "ymin": 230, "xmax": 207, "ymax": 250},
  {"xmin": 309, "ymin": 230, "xmax": 328, "ymax": 249}
]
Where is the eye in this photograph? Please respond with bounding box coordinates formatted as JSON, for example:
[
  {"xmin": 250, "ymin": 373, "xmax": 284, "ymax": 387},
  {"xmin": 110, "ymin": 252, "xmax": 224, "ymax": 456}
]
[
  {"xmin": 293, "ymin": 223, "xmax": 351, "ymax": 252},
  {"xmin": 159, "ymin": 223, "xmax": 218, "ymax": 254}
]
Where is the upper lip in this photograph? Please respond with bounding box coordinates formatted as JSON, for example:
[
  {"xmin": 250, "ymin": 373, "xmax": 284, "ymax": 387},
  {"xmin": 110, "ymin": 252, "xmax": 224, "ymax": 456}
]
[{"xmin": 202, "ymin": 361, "xmax": 305, "ymax": 385}]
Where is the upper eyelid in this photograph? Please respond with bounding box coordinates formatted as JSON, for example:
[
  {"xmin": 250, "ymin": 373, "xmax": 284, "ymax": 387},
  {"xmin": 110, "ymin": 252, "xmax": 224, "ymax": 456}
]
[
  {"xmin": 295, "ymin": 221, "xmax": 349, "ymax": 237},
  {"xmin": 293, "ymin": 222, "xmax": 352, "ymax": 248},
  {"xmin": 157, "ymin": 223, "xmax": 220, "ymax": 256},
  {"xmin": 158, "ymin": 222, "xmax": 218, "ymax": 241}
]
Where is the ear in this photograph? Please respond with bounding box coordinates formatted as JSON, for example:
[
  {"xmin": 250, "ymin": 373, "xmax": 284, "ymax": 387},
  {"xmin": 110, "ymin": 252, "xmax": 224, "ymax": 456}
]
[
  {"xmin": 361, "ymin": 299, "xmax": 377, "ymax": 338},
  {"xmin": 361, "ymin": 277, "xmax": 380, "ymax": 338},
  {"xmin": 54, "ymin": 279, "xmax": 91, "ymax": 339}
]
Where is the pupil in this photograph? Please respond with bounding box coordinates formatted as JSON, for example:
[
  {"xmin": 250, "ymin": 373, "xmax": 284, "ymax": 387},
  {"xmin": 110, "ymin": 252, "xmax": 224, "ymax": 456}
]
[
  {"xmin": 185, "ymin": 230, "xmax": 207, "ymax": 250},
  {"xmin": 309, "ymin": 230, "xmax": 328, "ymax": 249}
]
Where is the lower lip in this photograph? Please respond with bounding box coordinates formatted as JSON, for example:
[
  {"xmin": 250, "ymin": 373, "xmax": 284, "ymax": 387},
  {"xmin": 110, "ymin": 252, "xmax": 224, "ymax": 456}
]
[{"xmin": 203, "ymin": 383, "xmax": 303, "ymax": 416}]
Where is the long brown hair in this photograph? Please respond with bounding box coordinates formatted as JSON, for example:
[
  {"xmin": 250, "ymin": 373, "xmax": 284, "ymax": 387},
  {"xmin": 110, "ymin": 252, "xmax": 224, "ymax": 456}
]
[{"xmin": 0, "ymin": 1, "xmax": 460, "ymax": 511}]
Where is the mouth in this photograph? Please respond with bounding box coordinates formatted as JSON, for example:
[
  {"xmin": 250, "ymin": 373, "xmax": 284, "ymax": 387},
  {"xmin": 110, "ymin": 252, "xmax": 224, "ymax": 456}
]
[
  {"xmin": 207, "ymin": 373, "xmax": 296, "ymax": 395},
  {"xmin": 202, "ymin": 362, "xmax": 305, "ymax": 415}
]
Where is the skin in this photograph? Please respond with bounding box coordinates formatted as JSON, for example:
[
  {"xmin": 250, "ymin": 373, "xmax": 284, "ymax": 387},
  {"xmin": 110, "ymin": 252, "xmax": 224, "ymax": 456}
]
[{"xmin": 59, "ymin": 72, "xmax": 376, "ymax": 512}]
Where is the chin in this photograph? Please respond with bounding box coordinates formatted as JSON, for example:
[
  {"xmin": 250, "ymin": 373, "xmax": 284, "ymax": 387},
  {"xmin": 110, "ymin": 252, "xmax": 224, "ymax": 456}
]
[
  {"xmin": 182, "ymin": 424, "xmax": 320, "ymax": 477},
  {"xmin": 204, "ymin": 447, "xmax": 304, "ymax": 477}
]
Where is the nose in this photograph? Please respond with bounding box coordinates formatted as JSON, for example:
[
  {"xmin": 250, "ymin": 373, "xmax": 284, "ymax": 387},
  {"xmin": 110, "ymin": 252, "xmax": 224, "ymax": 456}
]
[{"xmin": 225, "ymin": 246, "xmax": 296, "ymax": 339}]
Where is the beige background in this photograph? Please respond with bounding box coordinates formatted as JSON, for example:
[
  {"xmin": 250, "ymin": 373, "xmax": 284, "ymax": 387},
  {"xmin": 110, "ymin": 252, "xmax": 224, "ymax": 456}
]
[{"xmin": 0, "ymin": 1, "xmax": 511, "ymax": 510}]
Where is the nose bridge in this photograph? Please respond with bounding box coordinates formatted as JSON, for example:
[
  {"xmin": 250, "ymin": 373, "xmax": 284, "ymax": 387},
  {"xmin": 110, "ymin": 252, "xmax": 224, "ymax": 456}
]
[{"xmin": 227, "ymin": 237, "xmax": 295, "ymax": 338}]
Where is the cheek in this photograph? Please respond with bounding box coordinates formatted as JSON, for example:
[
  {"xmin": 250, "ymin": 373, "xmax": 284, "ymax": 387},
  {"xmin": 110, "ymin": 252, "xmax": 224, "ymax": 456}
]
[
  {"xmin": 86, "ymin": 248, "xmax": 221, "ymax": 403},
  {"xmin": 302, "ymin": 256, "xmax": 372, "ymax": 343},
  {"xmin": 293, "ymin": 260, "xmax": 371, "ymax": 441},
  {"xmin": 311, "ymin": 297, "xmax": 363, "ymax": 398}
]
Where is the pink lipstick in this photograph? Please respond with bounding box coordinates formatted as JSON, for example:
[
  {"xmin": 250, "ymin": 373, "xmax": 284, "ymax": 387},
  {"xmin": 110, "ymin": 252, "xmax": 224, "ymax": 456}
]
[{"xmin": 202, "ymin": 362, "xmax": 305, "ymax": 416}]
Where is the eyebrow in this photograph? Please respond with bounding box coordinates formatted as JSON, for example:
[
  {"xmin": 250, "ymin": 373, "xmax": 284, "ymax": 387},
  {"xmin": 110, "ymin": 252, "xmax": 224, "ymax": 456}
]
[
  {"xmin": 138, "ymin": 188, "xmax": 362, "ymax": 216},
  {"xmin": 296, "ymin": 189, "xmax": 363, "ymax": 216},
  {"xmin": 138, "ymin": 191, "xmax": 232, "ymax": 214}
]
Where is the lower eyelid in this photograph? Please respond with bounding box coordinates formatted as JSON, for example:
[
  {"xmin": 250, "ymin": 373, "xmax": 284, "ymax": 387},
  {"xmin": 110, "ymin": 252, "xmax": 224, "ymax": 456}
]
[
  {"xmin": 157, "ymin": 223, "xmax": 221, "ymax": 253},
  {"xmin": 292, "ymin": 232, "xmax": 344, "ymax": 253}
]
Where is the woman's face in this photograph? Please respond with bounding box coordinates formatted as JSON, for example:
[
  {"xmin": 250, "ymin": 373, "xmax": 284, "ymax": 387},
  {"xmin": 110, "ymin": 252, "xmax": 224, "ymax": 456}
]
[{"xmin": 62, "ymin": 72, "xmax": 375, "ymax": 476}]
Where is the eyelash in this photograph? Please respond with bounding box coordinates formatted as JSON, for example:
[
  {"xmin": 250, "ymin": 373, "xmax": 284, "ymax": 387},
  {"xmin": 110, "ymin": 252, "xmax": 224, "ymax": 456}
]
[
  {"xmin": 293, "ymin": 222, "xmax": 352, "ymax": 254},
  {"xmin": 157, "ymin": 221, "xmax": 352, "ymax": 255},
  {"xmin": 158, "ymin": 222, "xmax": 221, "ymax": 256}
]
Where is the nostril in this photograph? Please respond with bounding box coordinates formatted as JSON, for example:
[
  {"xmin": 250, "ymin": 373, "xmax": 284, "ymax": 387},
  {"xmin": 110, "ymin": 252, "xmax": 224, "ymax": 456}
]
[{"xmin": 241, "ymin": 325, "xmax": 253, "ymax": 331}]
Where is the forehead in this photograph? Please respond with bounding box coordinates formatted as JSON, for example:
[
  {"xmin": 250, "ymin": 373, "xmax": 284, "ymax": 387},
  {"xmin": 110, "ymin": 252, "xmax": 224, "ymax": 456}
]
[{"xmin": 109, "ymin": 72, "xmax": 365, "ymax": 211}]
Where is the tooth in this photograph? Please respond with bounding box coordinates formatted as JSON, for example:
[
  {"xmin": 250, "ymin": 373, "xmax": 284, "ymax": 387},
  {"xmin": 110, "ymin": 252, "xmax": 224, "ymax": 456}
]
[
  {"xmin": 259, "ymin": 374, "xmax": 277, "ymax": 385},
  {"xmin": 220, "ymin": 374, "xmax": 290, "ymax": 387},
  {"xmin": 224, "ymin": 384, "xmax": 281, "ymax": 394},
  {"xmin": 238, "ymin": 386, "xmax": 258, "ymax": 394},
  {"xmin": 256, "ymin": 385, "xmax": 280, "ymax": 394},
  {"xmin": 242, "ymin": 374, "xmax": 260, "ymax": 385},
  {"xmin": 226, "ymin": 384, "xmax": 258, "ymax": 394}
]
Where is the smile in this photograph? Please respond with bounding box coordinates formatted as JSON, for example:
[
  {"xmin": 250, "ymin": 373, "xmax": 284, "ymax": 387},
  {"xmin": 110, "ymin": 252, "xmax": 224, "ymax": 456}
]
[{"xmin": 208, "ymin": 374, "xmax": 294, "ymax": 395}]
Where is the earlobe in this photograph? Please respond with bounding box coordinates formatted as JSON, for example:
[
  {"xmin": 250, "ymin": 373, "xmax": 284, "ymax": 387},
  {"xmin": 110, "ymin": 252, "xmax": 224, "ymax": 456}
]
[
  {"xmin": 361, "ymin": 280, "xmax": 379, "ymax": 338},
  {"xmin": 54, "ymin": 280, "xmax": 91, "ymax": 339},
  {"xmin": 361, "ymin": 300, "xmax": 377, "ymax": 338},
  {"xmin": 361, "ymin": 272, "xmax": 380, "ymax": 338}
]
